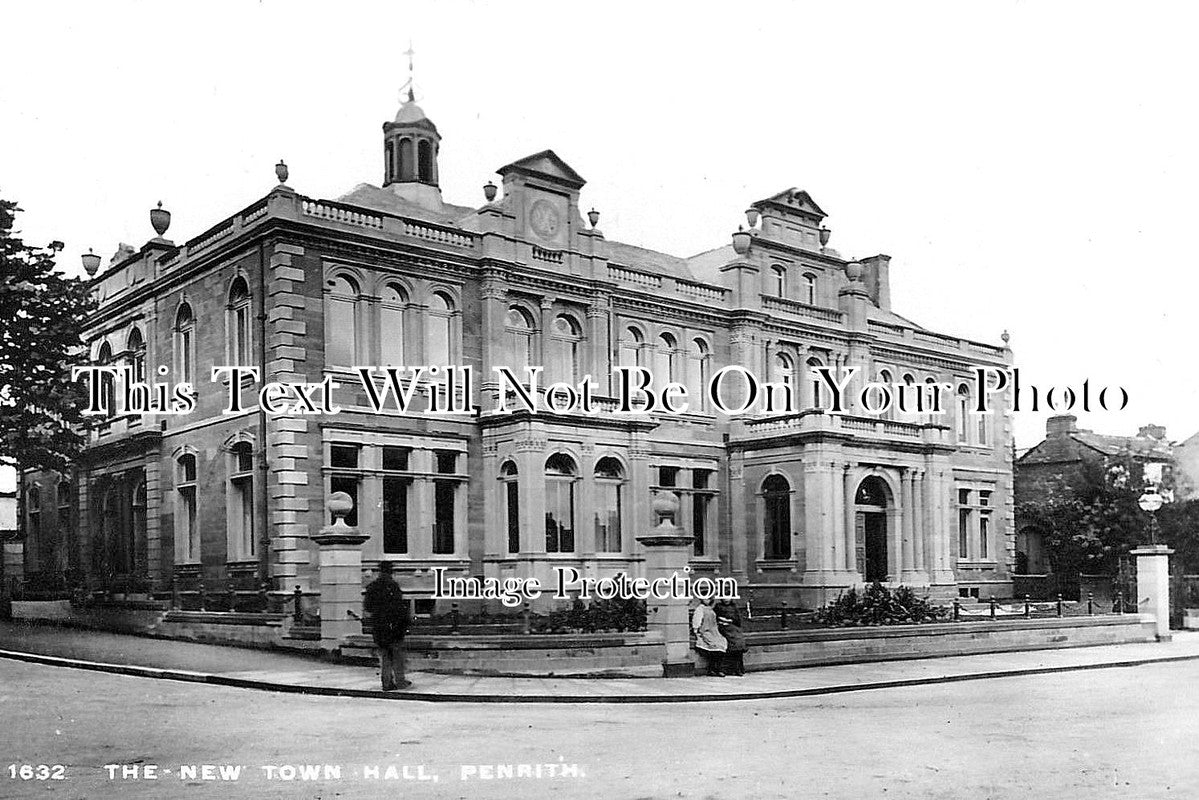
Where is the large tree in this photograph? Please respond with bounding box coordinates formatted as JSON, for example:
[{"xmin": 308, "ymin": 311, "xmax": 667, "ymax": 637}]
[{"xmin": 0, "ymin": 197, "xmax": 97, "ymax": 475}]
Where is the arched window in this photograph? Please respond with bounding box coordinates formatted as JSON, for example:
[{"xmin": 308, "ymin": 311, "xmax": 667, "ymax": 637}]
[
  {"xmin": 126, "ymin": 328, "xmax": 146, "ymax": 384},
  {"xmin": 619, "ymin": 326, "xmax": 644, "ymax": 368},
  {"xmin": 227, "ymin": 442, "xmax": 254, "ymax": 561},
  {"xmin": 772, "ymin": 266, "xmax": 787, "ymax": 297},
  {"xmin": 385, "ymin": 142, "xmax": 394, "ymax": 181},
  {"xmin": 426, "ymin": 291, "xmax": 455, "ymax": 366},
  {"xmin": 774, "ymin": 352, "xmax": 795, "ymax": 402},
  {"xmin": 399, "ymin": 138, "xmax": 414, "ymax": 181},
  {"xmin": 901, "ymin": 373, "xmax": 916, "ymax": 422},
  {"xmin": 418, "ymin": 140, "xmax": 434, "ymax": 183},
  {"xmin": 97, "ymin": 342, "xmax": 116, "ymax": 417},
  {"xmin": 689, "ymin": 339, "xmax": 710, "ymax": 412},
  {"xmin": 655, "ymin": 333, "xmax": 677, "ymax": 384},
  {"xmin": 501, "ymin": 460, "xmax": 520, "ymax": 554},
  {"xmin": 956, "ymin": 384, "xmax": 971, "ymax": 443},
  {"xmin": 877, "ymin": 370, "xmax": 894, "ymax": 419},
  {"xmin": 174, "ymin": 303, "xmax": 195, "ymax": 386},
  {"xmin": 227, "ymin": 276, "xmax": 252, "ymax": 367},
  {"xmin": 806, "ymin": 357, "xmax": 825, "ymax": 409},
  {"xmin": 763, "ymin": 474, "xmax": 792, "ymax": 560},
  {"xmin": 175, "ymin": 453, "xmax": 198, "ymax": 563},
  {"xmin": 324, "ymin": 275, "xmax": 359, "ymax": 366},
  {"xmin": 544, "ymin": 454, "xmax": 577, "ymax": 553},
  {"xmin": 380, "ymin": 284, "xmax": 407, "ymax": 367},
  {"xmin": 505, "ymin": 307, "xmax": 535, "ymax": 374},
  {"xmin": 803, "ymin": 273, "xmax": 817, "ymax": 305},
  {"xmin": 594, "ymin": 457, "xmax": 624, "ymax": 552},
  {"xmin": 549, "ymin": 314, "xmax": 582, "ymax": 384},
  {"xmin": 131, "ymin": 480, "xmax": 146, "ymax": 575}
]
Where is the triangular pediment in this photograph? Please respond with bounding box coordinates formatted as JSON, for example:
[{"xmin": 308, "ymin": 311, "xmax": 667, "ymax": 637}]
[
  {"xmin": 753, "ymin": 187, "xmax": 827, "ymax": 221},
  {"xmin": 497, "ymin": 149, "xmax": 586, "ymax": 189}
]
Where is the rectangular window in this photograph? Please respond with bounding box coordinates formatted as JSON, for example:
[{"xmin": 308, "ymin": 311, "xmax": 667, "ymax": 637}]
[
  {"xmin": 693, "ymin": 493, "xmax": 709, "ymax": 556},
  {"xmin": 382, "ymin": 477, "xmax": 408, "ymax": 554},
  {"xmin": 658, "ymin": 467, "xmax": 678, "ymax": 488},
  {"xmin": 382, "ymin": 446, "xmax": 410, "ymax": 472},
  {"xmin": 230, "ymin": 476, "xmax": 254, "ymax": 558},
  {"xmin": 977, "ymin": 414, "xmax": 989, "ymax": 446},
  {"xmin": 594, "ymin": 482, "xmax": 621, "ymax": 553},
  {"xmin": 433, "ymin": 480, "xmax": 455, "ymax": 554},
  {"xmin": 330, "ymin": 444, "xmax": 359, "ymax": 469},
  {"xmin": 958, "ymin": 508, "xmax": 971, "ymax": 558},
  {"xmin": 180, "ymin": 486, "xmax": 197, "ymax": 561},
  {"xmin": 979, "ymin": 514, "xmax": 990, "ymax": 559},
  {"xmin": 435, "ymin": 450, "xmax": 457, "ymax": 474},
  {"xmin": 506, "ymin": 480, "xmax": 520, "ymax": 554}
]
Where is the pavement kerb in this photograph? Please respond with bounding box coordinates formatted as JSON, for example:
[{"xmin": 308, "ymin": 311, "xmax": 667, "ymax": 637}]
[{"xmin": 4, "ymin": 647, "xmax": 1199, "ymax": 704}]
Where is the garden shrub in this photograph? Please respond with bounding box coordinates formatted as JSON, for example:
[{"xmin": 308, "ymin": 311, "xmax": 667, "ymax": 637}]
[{"xmin": 814, "ymin": 582, "xmax": 948, "ymax": 627}]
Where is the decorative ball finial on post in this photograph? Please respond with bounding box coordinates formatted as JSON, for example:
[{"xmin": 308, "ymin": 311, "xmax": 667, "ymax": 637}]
[
  {"xmin": 327, "ymin": 491, "xmax": 354, "ymax": 530},
  {"xmin": 275, "ymin": 159, "xmax": 289, "ymax": 185},
  {"xmin": 81, "ymin": 248, "xmax": 101, "ymax": 277},
  {"xmin": 483, "ymin": 180, "xmax": 497, "ymax": 202},
  {"xmin": 651, "ymin": 491, "xmax": 680, "ymax": 531},
  {"xmin": 150, "ymin": 201, "xmax": 171, "ymax": 237}
]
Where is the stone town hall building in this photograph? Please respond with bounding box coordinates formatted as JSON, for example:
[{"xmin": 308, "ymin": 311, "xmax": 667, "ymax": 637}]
[{"xmin": 23, "ymin": 90, "xmax": 1016, "ymax": 609}]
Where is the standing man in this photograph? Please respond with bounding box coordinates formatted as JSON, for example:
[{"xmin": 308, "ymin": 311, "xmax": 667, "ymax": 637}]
[{"xmin": 363, "ymin": 561, "xmax": 411, "ymax": 690}]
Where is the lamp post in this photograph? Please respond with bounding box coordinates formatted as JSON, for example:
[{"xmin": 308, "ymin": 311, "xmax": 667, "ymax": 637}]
[{"xmin": 1138, "ymin": 488, "xmax": 1163, "ymax": 546}]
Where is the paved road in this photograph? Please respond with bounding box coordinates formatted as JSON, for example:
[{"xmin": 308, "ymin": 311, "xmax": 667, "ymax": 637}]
[{"xmin": 2, "ymin": 656, "xmax": 1197, "ymax": 799}]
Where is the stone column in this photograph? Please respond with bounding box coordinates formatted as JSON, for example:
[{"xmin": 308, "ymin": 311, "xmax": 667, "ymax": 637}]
[
  {"xmin": 900, "ymin": 470, "xmax": 915, "ymax": 580},
  {"xmin": 311, "ymin": 492, "xmax": 369, "ymax": 654},
  {"xmin": 1132, "ymin": 544, "xmax": 1174, "ymax": 641},
  {"xmin": 636, "ymin": 494, "xmax": 695, "ymax": 677},
  {"xmin": 843, "ymin": 465, "xmax": 857, "ymax": 574}
]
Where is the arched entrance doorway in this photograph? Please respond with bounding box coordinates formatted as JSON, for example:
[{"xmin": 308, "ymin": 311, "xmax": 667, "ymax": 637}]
[{"xmin": 855, "ymin": 476, "xmax": 890, "ymax": 583}]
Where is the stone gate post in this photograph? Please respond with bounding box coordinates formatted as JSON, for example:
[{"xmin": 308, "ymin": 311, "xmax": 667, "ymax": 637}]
[
  {"xmin": 1132, "ymin": 544, "xmax": 1174, "ymax": 641},
  {"xmin": 311, "ymin": 492, "xmax": 369, "ymax": 654},
  {"xmin": 636, "ymin": 493, "xmax": 695, "ymax": 677}
]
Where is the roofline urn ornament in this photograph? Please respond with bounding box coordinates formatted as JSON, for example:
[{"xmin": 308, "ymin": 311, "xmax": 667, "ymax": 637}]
[
  {"xmin": 275, "ymin": 159, "xmax": 289, "ymax": 184},
  {"xmin": 81, "ymin": 248, "xmax": 101, "ymax": 277},
  {"xmin": 819, "ymin": 226, "xmax": 832, "ymax": 247},
  {"xmin": 731, "ymin": 225, "xmax": 752, "ymax": 256},
  {"xmin": 150, "ymin": 201, "xmax": 171, "ymax": 237},
  {"xmin": 483, "ymin": 181, "xmax": 497, "ymax": 202},
  {"xmin": 587, "ymin": 208, "xmax": 600, "ymax": 228},
  {"xmin": 745, "ymin": 207, "xmax": 760, "ymax": 228},
  {"xmin": 844, "ymin": 260, "xmax": 863, "ymax": 282}
]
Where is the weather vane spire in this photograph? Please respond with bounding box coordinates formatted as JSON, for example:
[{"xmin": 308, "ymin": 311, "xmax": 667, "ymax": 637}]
[{"xmin": 402, "ymin": 40, "xmax": 416, "ymax": 102}]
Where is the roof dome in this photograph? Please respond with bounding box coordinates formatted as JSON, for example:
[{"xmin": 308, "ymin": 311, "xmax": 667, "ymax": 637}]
[{"xmin": 394, "ymin": 98, "xmax": 429, "ymax": 124}]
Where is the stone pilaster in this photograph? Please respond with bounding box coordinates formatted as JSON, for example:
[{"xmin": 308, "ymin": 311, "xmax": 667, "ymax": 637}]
[{"xmin": 264, "ymin": 242, "xmax": 313, "ymax": 590}]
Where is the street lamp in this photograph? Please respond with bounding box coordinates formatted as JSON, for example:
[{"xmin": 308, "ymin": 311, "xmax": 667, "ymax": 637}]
[{"xmin": 1138, "ymin": 488, "xmax": 1163, "ymax": 546}]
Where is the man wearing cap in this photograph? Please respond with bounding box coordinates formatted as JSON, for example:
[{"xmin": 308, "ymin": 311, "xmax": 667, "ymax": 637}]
[{"xmin": 363, "ymin": 561, "xmax": 411, "ymax": 690}]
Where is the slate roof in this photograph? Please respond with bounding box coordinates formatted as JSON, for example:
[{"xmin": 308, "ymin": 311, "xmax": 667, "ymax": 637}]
[{"xmin": 336, "ymin": 183, "xmax": 477, "ymax": 226}]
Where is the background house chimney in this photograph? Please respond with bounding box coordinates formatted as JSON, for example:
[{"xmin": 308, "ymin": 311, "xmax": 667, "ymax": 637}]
[
  {"xmin": 1137, "ymin": 424, "xmax": 1167, "ymax": 440},
  {"xmin": 859, "ymin": 254, "xmax": 892, "ymax": 311},
  {"xmin": 1046, "ymin": 414, "xmax": 1078, "ymax": 437}
]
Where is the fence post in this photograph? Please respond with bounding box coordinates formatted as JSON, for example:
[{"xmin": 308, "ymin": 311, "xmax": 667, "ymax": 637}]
[
  {"xmin": 1024, "ymin": 594, "xmax": 1031, "ymax": 619},
  {"xmin": 170, "ymin": 575, "xmax": 179, "ymax": 610},
  {"xmin": 227, "ymin": 582, "xmax": 237, "ymax": 613},
  {"xmin": 1056, "ymin": 593, "xmax": 1063, "ymax": 617},
  {"xmin": 1115, "ymin": 590, "xmax": 1124, "ymax": 614},
  {"xmin": 989, "ymin": 595, "xmax": 996, "ymax": 619},
  {"xmin": 1087, "ymin": 592, "xmax": 1094, "ymax": 616},
  {"xmin": 780, "ymin": 599, "xmax": 788, "ymax": 631},
  {"xmin": 522, "ymin": 601, "xmax": 531, "ymax": 635},
  {"xmin": 197, "ymin": 575, "xmax": 206, "ymax": 612},
  {"xmin": 953, "ymin": 597, "xmax": 961, "ymax": 621},
  {"xmin": 451, "ymin": 601, "xmax": 460, "ymax": 635},
  {"xmin": 293, "ymin": 584, "xmax": 303, "ymax": 620}
]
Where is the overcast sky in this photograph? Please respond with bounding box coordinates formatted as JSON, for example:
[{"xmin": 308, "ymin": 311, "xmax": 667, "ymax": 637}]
[{"xmin": 3, "ymin": 0, "xmax": 1196, "ymax": 450}]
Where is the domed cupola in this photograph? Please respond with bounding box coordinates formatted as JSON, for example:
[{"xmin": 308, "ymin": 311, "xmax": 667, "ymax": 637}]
[{"xmin": 383, "ymin": 88, "xmax": 441, "ymax": 189}]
